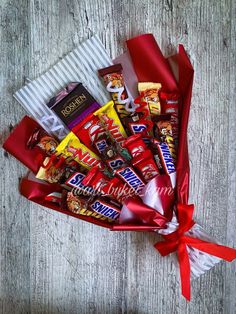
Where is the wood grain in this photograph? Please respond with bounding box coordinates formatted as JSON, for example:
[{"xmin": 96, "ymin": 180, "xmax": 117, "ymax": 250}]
[
  {"xmin": 0, "ymin": 0, "xmax": 235, "ymax": 313},
  {"xmin": 0, "ymin": 0, "xmax": 31, "ymax": 313}
]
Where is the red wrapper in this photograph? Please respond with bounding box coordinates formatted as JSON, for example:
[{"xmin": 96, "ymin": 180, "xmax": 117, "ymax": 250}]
[
  {"xmin": 3, "ymin": 116, "xmax": 55, "ymax": 174},
  {"xmin": 131, "ymin": 149, "xmax": 160, "ymax": 182},
  {"xmin": 72, "ymin": 113, "xmax": 108, "ymax": 154},
  {"xmin": 20, "ymin": 174, "xmax": 111, "ymax": 228},
  {"xmin": 122, "ymin": 134, "xmax": 147, "ymax": 158},
  {"xmin": 82, "ymin": 166, "xmax": 125, "ymax": 201},
  {"xmin": 127, "ymin": 34, "xmax": 179, "ymax": 92},
  {"xmin": 113, "ymin": 36, "xmax": 193, "ymax": 229},
  {"xmin": 160, "ymin": 91, "xmax": 180, "ymax": 146}
]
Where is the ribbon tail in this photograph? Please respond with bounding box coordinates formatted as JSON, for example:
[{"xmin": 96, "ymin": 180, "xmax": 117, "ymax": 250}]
[
  {"xmin": 185, "ymin": 237, "xmax": 236, "ymax": 262},
  {"xmin": 178, "ymin": 242, "xmax": 191, "ymax": 301}
]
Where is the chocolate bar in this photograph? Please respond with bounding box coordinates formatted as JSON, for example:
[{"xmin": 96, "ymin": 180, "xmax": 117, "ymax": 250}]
[
  {"xmin": 98, "ymin": 64, "xmax": 136, "ymax": 120},
  {"xmin": 47, "ymin": 83, "xmax": 100, "ymax": 130}
]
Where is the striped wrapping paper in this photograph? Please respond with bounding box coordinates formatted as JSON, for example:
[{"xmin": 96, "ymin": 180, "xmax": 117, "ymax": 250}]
[{"xmin": 14, "ymin": 35, "xmax": 112, "ymax": 139}]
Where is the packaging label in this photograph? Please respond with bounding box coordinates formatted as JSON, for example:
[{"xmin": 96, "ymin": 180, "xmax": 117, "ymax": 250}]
[
  {"xmin": 131, "ymin": 146, "xmax": 145, "ymax": 157},
  {"xmin": 56, "ymin": 132, "xmax": 103, "ymax": 170},
  {"xmin": 66, "ymin": 172, "xmax": 94, "ymax": 194},
  {"xmin": 107, "ymin": 158, "xmax": 124, "ymax": 171},
  {"xmin": 91, "ymin": 200, "xmax": 120, "ymax": 220},
  {"xmin": 117, "ymin": 167, "xmax": 145, "ymax": 191},
  {"xmin": 158, "ymin": 142, "xmax": 175, "ymax": 174},
  {"xmin": 141, "ymin": 164, "xmax": 158, "ymax": 181},
  {"xmin": 48, "ymin": 84, "xmax": 100, "ymax": 129},
  {"xmin": 129, "ymin": 123, "xmax": 147, "ymax": 134},
  {"xmin": 94, "ymin": 138, "xmax": 108, "ymax": 153},
  {"xmin": 102, "ymin": 114, "xmax": 126, "ymax": 144}
]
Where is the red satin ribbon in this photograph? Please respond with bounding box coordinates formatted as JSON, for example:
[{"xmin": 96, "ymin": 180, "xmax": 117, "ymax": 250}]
[{"xmin": 154, "ymin": 203, "xmax": 236, "ymax": 301}]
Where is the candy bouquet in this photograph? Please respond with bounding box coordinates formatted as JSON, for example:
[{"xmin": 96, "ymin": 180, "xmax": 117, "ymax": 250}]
[{"xmin": 3, "ymin": 34, "xmax": 236, "ymax": 300}]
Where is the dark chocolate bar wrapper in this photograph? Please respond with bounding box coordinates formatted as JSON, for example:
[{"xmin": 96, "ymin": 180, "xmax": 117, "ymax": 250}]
[{"xmin": 47, "ymin": 83, "xmax": 101, "ymax": 130}]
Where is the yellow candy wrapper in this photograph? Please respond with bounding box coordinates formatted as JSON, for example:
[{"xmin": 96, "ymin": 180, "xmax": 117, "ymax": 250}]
[
  {"xmin": 94, "ymin": 101, "xmax": 127, "ymax": 146},
  {"xmin": 36, "ymin": 156, "xmax": 65, "ymax": 183},
  {"xmin": 138, "ymin": 82, "xmax": 162, "ymax": 116},
  {"xmin": 56, "ymin": 132, "xmax": 104, "ymax": 170}
]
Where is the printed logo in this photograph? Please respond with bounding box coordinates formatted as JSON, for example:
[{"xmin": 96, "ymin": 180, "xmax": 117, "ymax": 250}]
[
  {"xmin": 91, "ymin": 200, "xmax": 120, "ymax": 220},
  {"xmin": 159, "ymin": 142, "xmax": 175, "ymax": 174},
  {"xmin": 89, "ymin": 124, "xmax": 105, "ymax": 142},
  {"xmin": 131, "ymin": 146, "xmax": 145, "ymax": 157},
  {"xmin": 66, "ymin": 172, "xmax": 94, "ymax": 194},
  {"xmin": 142, "ymin": 165, "xmax": 158, "ymax": 181},
  {"xmin": 130, "ymin": 124, "xmax": 147, "ymax": 134},
  {"xmin": 101, "ymin": 114, "xmax": 125, "ymax": 144},
  {"xmin": 67, "ymin": 146, "xmax": 103, "ymax": 169},
  {"xmin": 95, "ymin": 139, "xmax": 108, "ymax": 153},
  {"xmin": 108, "ymin": 158, "xmax": 124, "ymax": 170},
  {"xmin": 117, "ymin": 167, "xmax": 145, "ymax": 191},
  {"xmin": 61, "ymin": 94, "xmax": 87, "ymax": 117}
]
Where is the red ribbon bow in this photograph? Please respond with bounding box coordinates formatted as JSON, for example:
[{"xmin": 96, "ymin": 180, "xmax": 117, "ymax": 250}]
[{"xmin": 154, "ymin": 203, "xmax": 236, "ymax": 301}]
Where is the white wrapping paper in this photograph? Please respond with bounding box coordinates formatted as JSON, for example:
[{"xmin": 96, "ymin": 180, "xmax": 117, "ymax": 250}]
[{"xmin": 14, "ymin": 35, "xmax": 112, "ymax": 139}]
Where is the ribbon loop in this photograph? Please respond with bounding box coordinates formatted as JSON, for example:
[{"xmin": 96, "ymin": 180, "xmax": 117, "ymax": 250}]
[{"xmin": 154, "ymin": 203, "xmax": 236, "ymax": 301}]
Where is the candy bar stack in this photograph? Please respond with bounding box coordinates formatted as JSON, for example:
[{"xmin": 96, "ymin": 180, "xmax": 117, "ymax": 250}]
[{"xmin": 4, "ymin": 67, "xmax": 179, "ymax": 224}]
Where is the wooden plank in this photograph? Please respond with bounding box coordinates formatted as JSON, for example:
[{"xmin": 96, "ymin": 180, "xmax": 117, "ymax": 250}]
[
  {"xmin": 0, "ymin": 0, "xmax": 235, "ymax": 313},
  {"xmin": 225, "ymin": 0, "xmax": 236, "ymax": 312},
  {"xmin": 0, "ymin": 1, "xmax": 31, "ymax": 313}
]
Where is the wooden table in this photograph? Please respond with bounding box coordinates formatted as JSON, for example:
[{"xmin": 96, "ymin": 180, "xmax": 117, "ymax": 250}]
[{"xmin": 1, "ymin": 0, "xmax": 235, "ymax": 313}]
